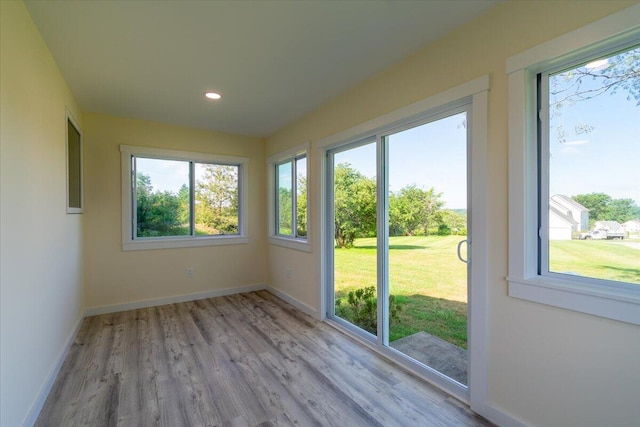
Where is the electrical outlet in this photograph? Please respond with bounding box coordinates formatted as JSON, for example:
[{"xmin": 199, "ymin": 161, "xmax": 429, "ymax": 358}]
[
  {"xmin": 186, "ymin": 268, "xmax": 194, "ymax": 278},
  {"xmin": 286, "ymin": 268, "xmax": 292, "ymax": 279}
]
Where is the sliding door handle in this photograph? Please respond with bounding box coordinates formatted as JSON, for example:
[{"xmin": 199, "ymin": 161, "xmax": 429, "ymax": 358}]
[{"xmin": 457, "ymin": 239, "xmax": 468, "ymax": 264}]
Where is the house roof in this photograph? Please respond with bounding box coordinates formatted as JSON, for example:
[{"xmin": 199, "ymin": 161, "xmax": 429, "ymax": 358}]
[
  {"xmin": 22, "ymin": 1, "xmax": 500, "ymax": 137},
  {"xmin": 550, "ymin": 194, "xmax": 589, "ymax": 212}
]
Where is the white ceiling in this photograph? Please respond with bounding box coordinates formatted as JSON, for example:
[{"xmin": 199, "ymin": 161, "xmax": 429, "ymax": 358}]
[{"xmin": 25, "ymin": 1, "xmax": 499, "ymax": 137}]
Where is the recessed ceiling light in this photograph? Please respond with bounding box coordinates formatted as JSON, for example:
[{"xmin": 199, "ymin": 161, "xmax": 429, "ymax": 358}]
[{"xmin": 204, "ymin": 92, "xmax": 222, "ymax": 100}]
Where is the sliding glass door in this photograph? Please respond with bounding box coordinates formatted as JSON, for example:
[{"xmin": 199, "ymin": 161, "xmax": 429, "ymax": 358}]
[
  {"xmin": 329, "ymin": 140, "xmax": 379, "ymax": 337},
  {"xmin": 327, "ymin": 104, "xmax": 471, "ymax": 387},
  {"xmin": 385, "ymin": 110, "xmax": 469, "ymax": 385}
]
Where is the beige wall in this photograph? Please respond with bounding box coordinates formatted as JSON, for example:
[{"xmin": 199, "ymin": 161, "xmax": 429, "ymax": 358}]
[
  {"xmin": 0, "ymin": 2, "xmax": 85, "ymax": 426},
  {"xmin": 82, "ymin": 113, "xmax": 266, "ymax": 309},
  {"xmin": 265, "ymin": 1, "xmax": 640, "ymax": 426}
]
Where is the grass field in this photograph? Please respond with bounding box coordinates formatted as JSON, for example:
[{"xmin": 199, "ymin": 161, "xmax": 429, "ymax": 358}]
[
  {"xmin": 335, "ymin": 235, "xmax": 640, "ymax": 349},
  {"xmin": 335, "ymin": 236, "xmax": 468, "ymax": 348},
  {"xmin": 550, "ymin": 239, "xmax": 640, "ymax": 284}
]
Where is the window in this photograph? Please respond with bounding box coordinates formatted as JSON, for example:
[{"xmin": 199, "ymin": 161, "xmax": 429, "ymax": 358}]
[
  {"xmin": 268, "ymin": 144, "xmax": 310, "ymax": 251},
  {"xmin": 507, "ymin": 5, "xmax": 640, "ymax": 325},
  {"xmin": 541, "ymin": 45, "xmax": 640, "ymax": 285},
  {"xmin": 120, "ymin": 145, "xmax": 248, "ymax": 250},
  {"xmin": 276, "ymin": 156, "xmax": 307, "ymax": 237},
  {"xmin": 66, "ymin": 112, "xmax": 82, "ymax": 213}
]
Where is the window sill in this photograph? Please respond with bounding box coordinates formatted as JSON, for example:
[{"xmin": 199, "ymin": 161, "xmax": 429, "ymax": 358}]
[
  {"xmin": 122, "ymin": 235, "xmax": 249, "ymax": 251},
  {"xmin": 268, "ymin": 236, "xmax": 311, "ymax": 252},
  {"xmin": 507, "ymin": 276, "xmax": 640, "ymax": 325}
]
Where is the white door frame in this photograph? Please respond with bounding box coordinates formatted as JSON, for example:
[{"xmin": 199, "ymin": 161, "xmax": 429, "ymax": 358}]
[{"xmin": 317, "ymin": 76, "xmax": 489, "ymax": 408}]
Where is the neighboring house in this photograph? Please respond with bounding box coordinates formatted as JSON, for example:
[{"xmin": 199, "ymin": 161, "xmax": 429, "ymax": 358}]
[
  {"xmin": 594, "ymin": 220, "xmax": 624, "ymax": 233},
  {"xmin": 622, "ymin": 219, "xmax": 640, "ymax": 233},
  {"xmin": 549, "ymin": 194, "xmax": 589, "ymax": 240},
  {"xmin": 549, "ymin": 205, "xmax": 578, "ymax": 240}
]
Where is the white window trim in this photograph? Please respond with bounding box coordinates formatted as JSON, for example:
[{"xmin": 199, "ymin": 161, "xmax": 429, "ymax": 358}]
[
  {"xmin": 120, "ymin": 145, "xmax": 249, "ymax": 251},
  {"xmin": 65, "ymin": 109, "xmax": 83, "ymax": 214},
  {"xmin": 267, "ymin": 142, "xmax": 311, "ymax": 252},
  {"xmin": 506, "ymin": 4, "xmax": 640, "ymax": 325}
]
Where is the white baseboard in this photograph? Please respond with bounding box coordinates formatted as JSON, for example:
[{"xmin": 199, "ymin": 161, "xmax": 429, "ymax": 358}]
[
  {"xmin": 23, "ymin": 313, "xmax": 84, "ymax": 427},
  {"xmin": 265, "ymin": 286, "xmax": 320, "ymax": 320},
  {"xmin": 474, "ymin": 402, "xmax": 526, "ymax": 427},
  {"xmin": 84, "ymin": 284, "xmax": 267, "ymax": 316}
]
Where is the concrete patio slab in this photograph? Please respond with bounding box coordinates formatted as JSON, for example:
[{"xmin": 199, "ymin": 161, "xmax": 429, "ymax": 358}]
[{"xmin": 391, "ymin": 331, "xmax": 467, "ymax": 384}]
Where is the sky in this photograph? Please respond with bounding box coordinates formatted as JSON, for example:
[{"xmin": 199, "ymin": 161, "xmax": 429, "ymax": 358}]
[
  {"xmin": 135, "ymin": 158, "xmax": 227, "ymax": 193},
  {"xmin": 136, "ymin": 158, "xmax": 189, "ymax": 192},
  {"xmin": 548, "ymin": 62, "xmax": 640, "ymax": 205},
  {"xmin": 334, "ymin": 112, "xmax": 468, "ymax": 209}
]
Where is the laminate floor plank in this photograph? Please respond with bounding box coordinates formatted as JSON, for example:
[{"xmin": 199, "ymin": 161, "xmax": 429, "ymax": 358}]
[
  {"xmin": 252, "ymin": 291, "xmax": 482, "ymax": 426},
  {"xmin": 234, "ymin": 293, "xmax": 442, "ymax": 427},
  {"xmin": 183, "ymin": 300, "xmax": 274, "ymax": 425},
  {"xmin": 225, "ymin": 294, "xmax": 394, "ymax": 426},
  {"xmin": 36, "ymin": 291, "xmax": 492, "ymax": 427},
  {"xmin": 177, "ymin": 302, "xmax": 269, "ymax": 426}
]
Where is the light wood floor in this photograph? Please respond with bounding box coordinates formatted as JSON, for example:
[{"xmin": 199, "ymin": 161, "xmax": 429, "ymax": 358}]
[{"xmin": 36, "ymin": 291, "xmax": 491, "ymax": 427}]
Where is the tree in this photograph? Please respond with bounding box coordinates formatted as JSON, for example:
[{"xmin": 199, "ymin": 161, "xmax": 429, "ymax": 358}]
[
  {"xmin": 421, "ymin": 187, "xmax": 445, "ymax": 235},
  {"xmin": 296, "ymin": 175, "xmax": 308, "ymax": 237},
  {"xmin": 333, "ymin": 163, "xmax": 377, "ymax": 248},
  {"xmin": 605, "ymin": 198, "xmax": 640, "ymax": 223},
  {"xmin": 135, "ymin": 173, "xmax": 183, "ymax": 236},
  {"xmin": 277, "ymin": 186, "xmax": 293, "ymax": 234},
  {"xmin": 196, "ymin": 165, "xmax": 239, "ymax": 234},
  {"xmin": 551, "ymin": 48, "xmax": 640, "ymax": 108},
  {"xmin": 573, "ymin": 193, "xmax": 612, "ymax": 223},
  {"xmin": 572, "ymin": 193, "xmax": 640, "ymax": 225},
  {"xmin": 550, "ymin": 47, "xmax": 640, "ymax": 143},
  {"xmin": 388, "ymin": 185, "xmax": 444, "ymax": 236},
  {"xmin": 436, "ymin": 209, "xmax": 467, "ymax": 236},
  {"xmin": 177, "ymin": 184, "xmax": 190, "ymax": 225}
]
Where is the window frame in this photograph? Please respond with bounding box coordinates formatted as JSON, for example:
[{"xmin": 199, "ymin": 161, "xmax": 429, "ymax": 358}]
[
  {"xmin": 506, "ymin": 4, "xmax": 640, "ymax": 325},
  {"xmin": 267, "ymin": 142, "xmax": 311, "ymax": 252},
  {"xmin": 120, "ymin": 145, "xmax": 249, "ymax": 251},
  {"xmin": 66, "ymin": 110, "xmax": 83, "ymax": 214},
  {"xmin": 317, "ymin": 75, "xmax": 490, "ymax": 408}
]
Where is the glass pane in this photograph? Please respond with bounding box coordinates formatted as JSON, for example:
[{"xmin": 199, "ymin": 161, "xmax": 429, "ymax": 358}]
[
  {"xmin": 195, "ymin": 163, "xmax": 239, "ymax": 235},
  {"xmin": 547, "ymin": 46, "xmax": 640, "ymax": 285},
  {"xmin": 386, "ymin": 112, "xmax": 469, "ymax": 385},
  {"xmin": 296, "ymin": 156, "xmax": 307, "ymax": 238},
  {"xmin": 67, "ymin": 120, "xmax": 81, "ymax": 209},
  {"xmin": 277, "ymin": 161, "xmax": 293, "ymax": 236},
  {"xmin": 333, "ymin": 142, "xmax": 378, "ymax": 336},
  {"xmin": 135, "ymin": 157, "xmax": 190, "ymax": 238}
]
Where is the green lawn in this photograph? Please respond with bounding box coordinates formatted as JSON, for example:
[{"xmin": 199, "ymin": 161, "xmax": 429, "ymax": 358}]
[
  {"xmin": 335, "ymin": 235, "xmax": 640, "ymax": 349},
  {"xmin": 335, "ymin": 236, "xmax": 468, "ymax": 348},
  {"xmin": 550, "ymin": 239, "xmax": 640, "ymax": 284}
]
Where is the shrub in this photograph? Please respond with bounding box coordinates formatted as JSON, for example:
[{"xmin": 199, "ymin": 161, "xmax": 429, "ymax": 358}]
[{"xmin": 335, "ymin": 286, "xmax": 401, "ymax": 334}]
